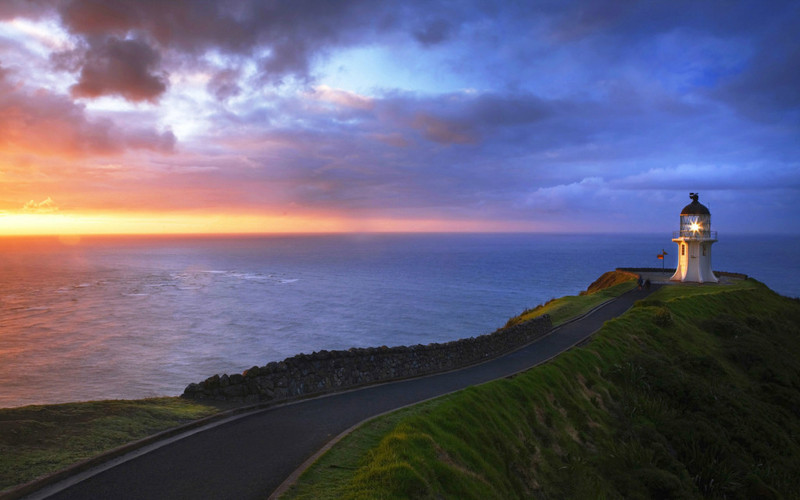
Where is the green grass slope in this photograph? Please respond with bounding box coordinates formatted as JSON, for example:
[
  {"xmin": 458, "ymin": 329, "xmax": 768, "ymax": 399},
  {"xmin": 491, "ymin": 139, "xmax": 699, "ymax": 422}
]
[
  {"xmin": 285, "ymin": 278, "xmax": 800, "ymax": 499},
  {"xmin": 0, "ymin": 398, "xmax": 226, "ymax": 491},
  {"xmin": 506, "ymin": 271, "xmax": 636, "ymax": 327}
]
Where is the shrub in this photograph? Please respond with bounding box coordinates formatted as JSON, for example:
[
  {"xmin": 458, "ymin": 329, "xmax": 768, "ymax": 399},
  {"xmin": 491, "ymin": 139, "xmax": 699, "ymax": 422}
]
[
  {"xmin": 653, "ymin": 307, "xmax": 673, "ymax": 327},
  {"xmin": 699, "ymin": 314, "xmax": 751, "ymax": 338}
]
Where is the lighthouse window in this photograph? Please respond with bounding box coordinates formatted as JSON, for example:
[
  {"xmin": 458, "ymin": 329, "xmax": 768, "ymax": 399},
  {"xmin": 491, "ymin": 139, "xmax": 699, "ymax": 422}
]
[
  {"xmin": 681, "ymin": 244, "xmax": 685, "ymax": 256},
  {"xmin": 702, "ymin": 245, "xmax": 707, "ymax": 256}
]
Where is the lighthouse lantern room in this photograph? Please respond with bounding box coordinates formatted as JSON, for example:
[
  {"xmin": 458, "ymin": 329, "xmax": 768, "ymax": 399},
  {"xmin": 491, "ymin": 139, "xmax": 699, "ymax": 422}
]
[{"xmin": 670, "ymin": 193, "xmax": 719, "ymax": 283}]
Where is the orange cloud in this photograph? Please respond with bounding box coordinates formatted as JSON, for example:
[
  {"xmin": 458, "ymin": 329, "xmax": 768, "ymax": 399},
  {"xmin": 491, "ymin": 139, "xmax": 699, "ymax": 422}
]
[
  {"xmin": 411, "ymin": 112, "xmax": 477, "ymax": 144},
  {"xmin": 22, "ymin": 197, "xmax": 58, "ymax": 213},
  {"xmin": 312, "ymin": 85, "xmax": 374, "ymax": 110}
]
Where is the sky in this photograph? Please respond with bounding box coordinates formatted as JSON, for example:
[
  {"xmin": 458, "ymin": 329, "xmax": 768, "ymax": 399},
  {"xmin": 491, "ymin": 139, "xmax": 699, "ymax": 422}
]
[{"xmin": 0, "ymin": 0, "xmax": 798, "ymax": 235}]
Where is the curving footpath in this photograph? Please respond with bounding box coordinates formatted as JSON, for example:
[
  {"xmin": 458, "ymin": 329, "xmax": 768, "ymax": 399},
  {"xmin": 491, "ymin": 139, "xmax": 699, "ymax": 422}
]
[{"xmin": 21, "ymin": 285, "xmax": 658, "ymax": 500}]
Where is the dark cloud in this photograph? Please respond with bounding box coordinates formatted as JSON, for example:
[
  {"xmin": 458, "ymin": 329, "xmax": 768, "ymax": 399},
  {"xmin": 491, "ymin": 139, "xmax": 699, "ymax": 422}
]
[
  {"xmin": 10, "ymin": 1, "xmax": 473, "ymax": 100},
  {"xmin": 470, "ymin": 94, "xmax": 553, "ymax": 126},
  {"xmin": 43, "ymin": 1, "xmax": 496, "ymax": 98},
  {"xmin": 0, "ymin": 0, "xmax": 52, "ymax": 20},
  {"xmin": 207, "ymin": 68, "xmax": 241, "ymax": 100},
  {"xmin": 540, "ymin": 0, "xmax": 800, "ymax": 112},
  {"xmin": 69, "ymin": 37, "xmax": 167, "ymax": 102},
  {"xmin": 52, "ymin": 0, "xmax": 387, "ymax": 89},
  {"xmin": 0, "ymin": 66, "xmax": 174, "ymax": 157},
  {"xmin": 713, "ymin": 11, "xmax": 800, "ymax": 122},
  {"xmin": 550, "ymin": 0, "xmax": 787, "ymax": 42},
  {"xmin": 410, "ymin": 113, "xmax": 477, "ymax": 145},
  {"xmin": 370, "ymin": 92, "xmax": 566, "ymax": 151},
  {"xmin": 58, "ymin": 0, "xmax": 140, "ymax": 36},
  {"xmin": 413, "ymin": 19, "xmax": 454, "ymax": 46},
  {"xmin": 552, "ymin": 0, "xmax": 640, "ymax": 40},
  {"xmin": 365, "ymin": 92, "xmax": 546, "ymax": 147},
  {"xmin": 57, "ymin": 0, "xmax": 235, "ymax": 48},
  {"xmin": 123, "ymin": 126, "xmax": 177, "ymax": 152},
  {"xmin": 258, "ymin": 39, "xmax": 314, "ymax": 85}
]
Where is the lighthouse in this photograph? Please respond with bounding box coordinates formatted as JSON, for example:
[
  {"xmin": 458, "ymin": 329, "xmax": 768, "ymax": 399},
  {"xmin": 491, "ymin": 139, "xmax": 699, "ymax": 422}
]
[{"xmin": 670, "ymin": 193, "xmax": 719, "ymax": 283}]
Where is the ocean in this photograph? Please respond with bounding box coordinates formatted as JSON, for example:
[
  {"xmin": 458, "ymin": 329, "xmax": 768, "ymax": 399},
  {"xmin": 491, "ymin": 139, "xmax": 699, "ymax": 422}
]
[{"xmin": 1, "ymin": 233, "xmax": 798, "ymax": 408}]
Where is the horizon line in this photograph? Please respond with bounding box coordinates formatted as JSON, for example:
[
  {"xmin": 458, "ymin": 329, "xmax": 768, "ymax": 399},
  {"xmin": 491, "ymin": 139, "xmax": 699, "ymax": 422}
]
[{"xmin": 1, "ymin": 230, "xmax": 797, "ymax": 239}]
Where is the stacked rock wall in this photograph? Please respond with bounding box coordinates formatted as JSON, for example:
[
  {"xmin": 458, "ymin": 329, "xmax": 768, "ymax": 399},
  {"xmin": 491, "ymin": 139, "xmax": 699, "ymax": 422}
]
[{"xmin": 182, "ymin": 314, "xmax": 552, "ymax": 404}]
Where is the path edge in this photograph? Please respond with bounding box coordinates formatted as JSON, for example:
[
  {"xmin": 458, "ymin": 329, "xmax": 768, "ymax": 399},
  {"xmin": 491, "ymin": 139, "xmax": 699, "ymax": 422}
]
[{"xmin": 269, "ymin": 289, "xmax": 639, "ymax": 498}]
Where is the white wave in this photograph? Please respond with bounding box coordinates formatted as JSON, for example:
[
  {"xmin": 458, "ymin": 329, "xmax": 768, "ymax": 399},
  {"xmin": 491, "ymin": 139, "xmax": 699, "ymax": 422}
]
[
  {"xmin": 224, "ymin": 271, "xmax": 297, "ymax": 284},
  {"xmin": 241, "ymin": 273, "xmax": 269, "ymax": 281}
]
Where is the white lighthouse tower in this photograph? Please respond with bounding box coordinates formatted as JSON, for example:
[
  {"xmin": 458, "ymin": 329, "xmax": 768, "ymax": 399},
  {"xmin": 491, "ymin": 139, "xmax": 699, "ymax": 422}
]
[{"xmin": 670, "ymin": 193, "xmax": 719, "ymax": 283}]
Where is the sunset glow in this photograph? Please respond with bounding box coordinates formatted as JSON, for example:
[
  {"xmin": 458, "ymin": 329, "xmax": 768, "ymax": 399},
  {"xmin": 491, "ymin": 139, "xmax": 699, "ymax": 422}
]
[
  {"xmin": 0, "ymin": 211, "xmax": 552, "ymax": 236},
  {"xmin": 1, "ymin": 2, "xmax": 798, "ymax": 235}
]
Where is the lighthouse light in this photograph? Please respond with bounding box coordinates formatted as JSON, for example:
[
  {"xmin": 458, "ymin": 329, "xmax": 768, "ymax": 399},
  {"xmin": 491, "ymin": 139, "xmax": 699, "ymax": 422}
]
[{"xmin": 690, "ymin": 221, "xmax": 701, "ymax": 232}]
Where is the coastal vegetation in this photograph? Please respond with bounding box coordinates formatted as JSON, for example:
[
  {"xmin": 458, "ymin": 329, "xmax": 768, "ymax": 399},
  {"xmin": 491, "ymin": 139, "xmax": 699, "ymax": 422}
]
[
  {"xmin": 284, "ymin": 277, "xmax": 800, "ymax": 499},
  {"xmin": 505, "ymin": 270, "xmax": 637, "ymax": 327},
  {"xmin": 0, "ymin": 398, "xmax": 227, "ymax": 491}
]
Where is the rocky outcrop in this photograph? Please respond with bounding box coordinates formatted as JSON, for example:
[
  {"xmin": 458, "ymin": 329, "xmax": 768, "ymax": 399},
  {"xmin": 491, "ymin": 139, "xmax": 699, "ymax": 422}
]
[{"xmin": 182, "ymin": 314, "xmax": 552, "ymax": 404}]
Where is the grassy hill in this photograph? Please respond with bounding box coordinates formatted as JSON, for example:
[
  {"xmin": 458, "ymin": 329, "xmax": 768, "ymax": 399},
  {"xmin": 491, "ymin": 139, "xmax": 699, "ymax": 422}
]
[
  {"xmin": 3, "ymin": 273, "xmax": 798, "ymax": 498},
  {"xmin": 284, "ymin": 277, "xmax": 800, "ymax": 499}
]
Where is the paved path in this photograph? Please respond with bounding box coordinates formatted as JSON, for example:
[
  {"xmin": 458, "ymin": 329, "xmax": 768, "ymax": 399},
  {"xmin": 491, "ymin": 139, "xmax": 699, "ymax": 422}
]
[{"xmin": 27, "ymin": 286, "xmax": 658, "ymax": 500}]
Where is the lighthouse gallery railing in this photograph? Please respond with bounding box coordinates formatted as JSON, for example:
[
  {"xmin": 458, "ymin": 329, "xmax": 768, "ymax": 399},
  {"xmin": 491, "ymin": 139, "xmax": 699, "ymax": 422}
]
[{"xmin": 673, "ymin": 230, "xmax": 718, "ymax": 239}]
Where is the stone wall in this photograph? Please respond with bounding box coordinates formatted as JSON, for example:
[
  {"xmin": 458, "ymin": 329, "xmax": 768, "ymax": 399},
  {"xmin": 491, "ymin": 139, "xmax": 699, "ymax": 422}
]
[{"xmin": 182, "ymin": 314, "xmax": 552, "ymax": 404}]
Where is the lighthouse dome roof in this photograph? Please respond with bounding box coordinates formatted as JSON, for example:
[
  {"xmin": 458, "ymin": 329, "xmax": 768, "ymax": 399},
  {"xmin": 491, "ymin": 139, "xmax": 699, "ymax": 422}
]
[{"xmin": 680, "ymin": 193, "xmax": 710, "ymax": 215}]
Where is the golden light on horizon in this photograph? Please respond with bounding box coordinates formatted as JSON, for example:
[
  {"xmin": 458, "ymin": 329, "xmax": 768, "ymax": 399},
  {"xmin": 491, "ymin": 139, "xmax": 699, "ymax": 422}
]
[
  {"xmin": 0, "ymin": 212, "xmax": 346, "ymax": 236},
  {"xmin": 0, "ymin": 211, "xmax": 543, "ymax": 236}
]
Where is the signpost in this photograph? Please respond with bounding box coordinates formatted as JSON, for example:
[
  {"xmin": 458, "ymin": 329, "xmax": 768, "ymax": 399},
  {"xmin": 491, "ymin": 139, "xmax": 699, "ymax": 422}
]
[{"xmin": 657, "ymin": 249, "xmax": 668, "ymax": 270}]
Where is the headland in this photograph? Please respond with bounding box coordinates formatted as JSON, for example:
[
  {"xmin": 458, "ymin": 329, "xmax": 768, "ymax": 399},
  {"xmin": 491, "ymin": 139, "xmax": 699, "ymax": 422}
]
[{"xmin": 4, "ymin": 271, "xmax": 798, "ymax": 500}]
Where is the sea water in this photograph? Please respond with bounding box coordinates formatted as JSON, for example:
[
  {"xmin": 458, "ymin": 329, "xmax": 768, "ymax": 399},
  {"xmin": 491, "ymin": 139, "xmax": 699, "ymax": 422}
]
[{"xmin": 1, "ymin": 233, "xmax": 798, "ymax": 408}]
